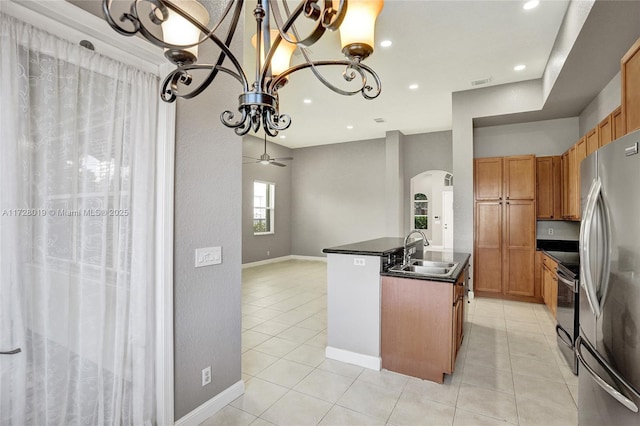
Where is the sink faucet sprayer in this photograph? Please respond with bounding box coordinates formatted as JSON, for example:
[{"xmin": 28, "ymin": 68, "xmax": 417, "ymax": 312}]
[{"xmin": 403, "ymin": 230, "xmax": 429, "ymax": 266}]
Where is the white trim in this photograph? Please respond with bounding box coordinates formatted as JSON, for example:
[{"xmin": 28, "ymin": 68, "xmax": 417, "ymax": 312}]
[
  {"xmin": 155, "ymin": 63, "xmax": 176, "ymax": 426},
  {"xmin": 174, "ymin": 381, "xmax": 245, "ymax": 426},
  {"xmin": 3, "ymin": 0, "xmax": 163, "ymax": 72},
  {"xmin": 291, "ymin": 255, "xmax": 327, "ymax": 262},
  {"xmin": 241, "ymin": 255, "xmax": 327, "ymax": 269},
  {"xmin": 468, "ymin": 291, "xmax": 475, "ymax": 301},
  {"xmin": 325, "ymin": 346, "xmax": 381, "ymax": 371}
]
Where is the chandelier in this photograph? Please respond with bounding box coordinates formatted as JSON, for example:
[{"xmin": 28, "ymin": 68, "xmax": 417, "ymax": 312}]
[{"xmin": 102, "ymin": 0, "xmax": 384, "ymax": 136}]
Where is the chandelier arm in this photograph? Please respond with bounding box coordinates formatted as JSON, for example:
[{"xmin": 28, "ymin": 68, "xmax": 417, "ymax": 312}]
[
  {"xmin": 268, "ymin": 0, "xmax": 325, "ymax": 48},
  {"xmin": 264, "ymin": 109, "xmax": 292, "ymax": 133},
  {"xmin": 270, "ymin": 60, "xmax": 382, "ymax": 99},
  {"xmin": 160, "ymin": 64, "xmax": 244, "ymax": 102},
  {"xmin": 102, "ymin": 0, "xmax": 141, "ymax": 35},
  {"xmin": 103, "ymin": 0, "xmax": 249, "ymax": 92}
]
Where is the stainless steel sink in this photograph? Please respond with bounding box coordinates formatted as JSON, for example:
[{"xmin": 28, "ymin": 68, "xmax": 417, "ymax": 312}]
[
  {"xmin": 411, "ymin": 260, "xmax": 458, "ymax": 269},
  {"xmin": 389, "ymin": 261, "xmax": 459, "ymax": 277}
]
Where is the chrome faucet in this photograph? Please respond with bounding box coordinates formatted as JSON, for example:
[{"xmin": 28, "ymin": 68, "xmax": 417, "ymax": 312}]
[{"xmin": 403, "ymin": 230, "xmax": 429, "ymax": 266}]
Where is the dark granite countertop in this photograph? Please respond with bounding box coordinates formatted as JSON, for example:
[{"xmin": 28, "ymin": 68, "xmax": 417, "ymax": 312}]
[
  {"xmin": 322, "ymin": 237, "xmax": 422, "ymax": 256},
  {"xmin": 381, "ymin": 252, "xmax": 471, "ymax": 283}
]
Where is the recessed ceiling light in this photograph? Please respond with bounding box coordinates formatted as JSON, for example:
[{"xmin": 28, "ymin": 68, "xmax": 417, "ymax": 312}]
[
  {"xmin": 279, "ymin": 135, "xmax": 286, "ymax": 139},
  {"xmin": 347, "ymin": 125, "xmax": 354, "ymax": 129},
  {"xmin": 514, "ymin": 64, "xmax": 526, "ymax": 71},
  {"xmin": 380, "ymin": 40, "xmax": 392, "ymax": 48},
  {"xmin": 303, "ymin": 99, "xmax": 312, "ymax": 104},
  {"xmin": 409, "ymin": 84, "xmax": 419, "ymax": 90},
  {"xmin": 523, "ymin": 0, "xmax": 539, "ymax": 10}
]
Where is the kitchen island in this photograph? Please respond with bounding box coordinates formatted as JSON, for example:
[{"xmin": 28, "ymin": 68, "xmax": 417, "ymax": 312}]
[{"xmin": 323, "ymin": 237, "xmax": 470, "ymax": 376}]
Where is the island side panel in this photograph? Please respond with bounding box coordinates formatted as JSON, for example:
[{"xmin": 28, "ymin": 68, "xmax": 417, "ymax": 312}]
[{"xmin": 326, "ymin": 253, "xmax": 382, "ymax": 370}]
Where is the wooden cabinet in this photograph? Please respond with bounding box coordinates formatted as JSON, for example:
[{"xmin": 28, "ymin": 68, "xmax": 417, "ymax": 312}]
[
  {"xmin": 622, "ymin": 37, "xmax": 640, "ymax": 134},
  {"xmin": 563, "ymin": 146, "xmax": 578, "ymax": 220},
  {"xmin": 598, "ymin": 115, "xmax": 613, "ymax": 148},
  {"xmin": 541, "ymin": 253, "xmax": 558, "ymax": 318},
  {"xmin": 504, "ymin": 156, "xmax": 536, "ymax": 200},
  {"xmin": 586, "ymin": 127, "xmax": 599, "ymax": 156},
  {"xmin": 381, "ymin": 270, "xmax": 466, "ymax": 384},
  {"xmin": 474, "ymin": 157, "xmax": 503, "ymax": 200},
  {"xmin": 536, "ymin": 156, "xmax": 562, "ymax": 220},
  {"xmin": 503, "ymin": 200, "xmax": 536, "ymax": 297},
  {"xmin": 561, "ymin": 151, "xmax": 569, "ymax": 219},
  {"xmin": 612, "ymin": 106, "xmax": 625, "ymax": 140},
  {"xmin": 474, "ymin": 201, "xmax": 503, "ymax": 294},
  {"xmin": 473, "ymin": 155, "xmax": 537, "ymax": 302}
]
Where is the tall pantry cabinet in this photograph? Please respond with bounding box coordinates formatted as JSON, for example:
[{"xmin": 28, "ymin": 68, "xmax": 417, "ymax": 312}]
[{"xmin": 474, "ymin": 155, "xmax": 537, "ymax": 301}]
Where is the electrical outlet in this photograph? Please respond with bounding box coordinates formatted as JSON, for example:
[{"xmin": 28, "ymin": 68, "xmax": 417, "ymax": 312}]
[
  {"xmin": 354, "ymin": 258, "xmax": 366, "ymax": 266},
  {"xmin": 548, "ymin": 228, "xmax": 554, "ymax": 236},
  {"xmin": 202, "ymin": 366, "xmax": 211, "ymax": 386}
]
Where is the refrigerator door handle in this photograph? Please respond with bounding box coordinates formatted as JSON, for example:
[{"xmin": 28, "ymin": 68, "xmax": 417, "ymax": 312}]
[
  {"xmin": 555, "ymin": 325, "xmax": 573, "ymax": 349},
  {"xmin": 576, "ymin": 336, "xmax": 640, "ymax": 413},
  {"xmin": 596, "ymin": 191, "xmax": 612, "ymax": 311},
  {"xmin": 580, "ymin": 178, "xmax": 602, "ymax": 317}
]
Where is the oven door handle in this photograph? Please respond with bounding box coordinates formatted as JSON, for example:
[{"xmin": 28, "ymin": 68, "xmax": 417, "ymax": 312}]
[
  {"xmin": 575, "ymin": 336, "xmax": 640, "ymax": 413},
  {"xmin": 556, "ymin": 272, "xmax": 577, "ymax": 291},
  {"xmin": 555, "ymin": 325, "xmax": 573, "ymax": 349}
]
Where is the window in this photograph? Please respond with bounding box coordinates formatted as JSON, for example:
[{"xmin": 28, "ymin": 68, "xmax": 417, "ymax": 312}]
[{"xmin": 253, "ymin": 181, "xmax": 275, "ymax": 234}]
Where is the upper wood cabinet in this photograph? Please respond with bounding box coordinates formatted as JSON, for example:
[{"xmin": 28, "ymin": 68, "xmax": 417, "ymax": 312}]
[
  {"xmin": 561, "ymin": 151, "xmax": 569, "ymax": 219},
  {"xmin": 612, "ymin": 106, "xmax": 625, "ymax": 140},
  {"xmin": 536, "ymin": 156, "xmax": 562, "ymax": 220},
  {"xmin": 504, "ymin": 155, "xmax": 536, "ymax": 200},
  {"xmin": 474, "ymin": 157, "xmax": 503, "ymax": 200},
  {"xmin": 598, "ymin": 115, "xmax": 613, "ymax": 148},
  {"xmin": 622, "ymin": 37, "xmax": 640, "ymax": 134},
  {"xmin": 474, "ymin": 155, "xmax": 535, "ymax": 201},
  {"xmin": 586, "ymin": 127, "xmax": 599, "ymax": 156}
]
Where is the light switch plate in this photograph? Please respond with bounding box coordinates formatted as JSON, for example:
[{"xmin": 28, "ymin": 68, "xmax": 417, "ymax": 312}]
[{"xmin": 195, "ymin": 246, "xmax": 222, "ymax": 267}]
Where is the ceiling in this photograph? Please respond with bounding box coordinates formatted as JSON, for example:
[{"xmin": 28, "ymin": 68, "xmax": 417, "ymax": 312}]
[
  {"xmin": 69, "ymin": 0, "xmax": 574, "ymax": 148},
  {"xmin": 265, "ymin": 0, "xmax": 571, "ymax": 148}
]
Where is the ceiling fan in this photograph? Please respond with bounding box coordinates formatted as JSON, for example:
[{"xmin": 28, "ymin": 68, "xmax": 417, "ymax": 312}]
[{"xmin": 243, "ymin": 135, "xmax": 293, "ymax": 167}]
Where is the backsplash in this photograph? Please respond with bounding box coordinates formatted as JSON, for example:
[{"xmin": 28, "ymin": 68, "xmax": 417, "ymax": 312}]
[{"xmin": 536, "ymin": 220, "xmax": 580, "ymax": 241}]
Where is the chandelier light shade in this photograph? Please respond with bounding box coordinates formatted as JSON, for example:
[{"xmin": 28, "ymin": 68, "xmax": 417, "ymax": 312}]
[
  {"xmin": 339, "ymin": 0, "xmax": 384, "ymax": 60},
  {"xmin": 160, "ymin": 0, "xmax": 210, "ymax": 63},
  {"xmin": 102, "ymin": 0, "xmax": 384, "ymax": 136}
]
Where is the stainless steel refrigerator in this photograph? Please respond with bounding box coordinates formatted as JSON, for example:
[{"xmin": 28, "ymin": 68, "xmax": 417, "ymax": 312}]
[{"xmin": 577, "ymin": 130, "xmax": 640, "ymax": 425}]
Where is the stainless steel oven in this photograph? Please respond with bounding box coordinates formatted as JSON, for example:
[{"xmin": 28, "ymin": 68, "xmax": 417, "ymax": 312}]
[{"xmin": 556, "ymin": 263, "xmax": 579, "ymax": 375}]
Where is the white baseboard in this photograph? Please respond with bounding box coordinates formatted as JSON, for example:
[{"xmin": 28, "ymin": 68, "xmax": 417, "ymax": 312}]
[
  {"xmin": 325, "ymin": 346, "xmax": 381, "ymax": 371},
  {"xmin": 242, "ymin": 255, "xmax": 327, "ymax": 269},
  {"xmin": 290, "ymin": 255, "xmax": 327, "ymax": 262},
  {"xmin": 174, "ymin": 380, "xmax": 245, "ymax": 426}
]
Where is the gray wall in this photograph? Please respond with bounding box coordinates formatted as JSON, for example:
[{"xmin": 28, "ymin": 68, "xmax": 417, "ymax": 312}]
[
  {"xmin": 173, "ymin": 43, "xmax": 242, "ymax": 418},
  {"xmin": 242, "ymin": 135, "xmax": 293, "ymax": 264},
  {"xmin": 291, "ymin": 138, "xmax": 387, "ymax": 257},
  {"xmin": 579, "ymin": 71, "xmax": 621, "ymax": 136},
  {"xmin": 474, "ymin": 117, "xmax": 579, "ymax": 158},
  {"xmin": 402, "ymin": 130, "xmax": 453, "ymax": 233}
]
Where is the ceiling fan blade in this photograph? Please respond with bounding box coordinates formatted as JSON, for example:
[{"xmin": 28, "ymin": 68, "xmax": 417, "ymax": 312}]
[
  {"xmin": 242, "ymin": 161, "xmax": 259, "ymax": 165},
  {"xmin": 270, "ymin": 161, "xmax": 287, "ymax": 167},
  {"xmin": 243, "ymin": 155, "xmax": 259, "ymax": 160},
  {"xmin": 272, "ymin": 157, "xmax": 294, "ymax": 161}
]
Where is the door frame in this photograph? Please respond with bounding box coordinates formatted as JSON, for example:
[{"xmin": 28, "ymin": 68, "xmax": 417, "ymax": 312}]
[{"xmin": 0, "ymin": 1, "xmax": 176, "ymax": 424}]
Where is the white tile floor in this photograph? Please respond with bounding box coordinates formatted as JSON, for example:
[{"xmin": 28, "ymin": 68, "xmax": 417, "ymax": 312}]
[{"xmin": 201, "ymin": 260, "xmax": 578, "ymax": 426}]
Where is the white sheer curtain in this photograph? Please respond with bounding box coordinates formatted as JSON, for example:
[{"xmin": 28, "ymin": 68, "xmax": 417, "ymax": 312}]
[{"xmin": 0, "ymin": 13, "xmax": 158, "ymax": 425}]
